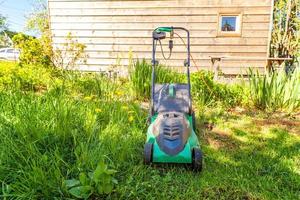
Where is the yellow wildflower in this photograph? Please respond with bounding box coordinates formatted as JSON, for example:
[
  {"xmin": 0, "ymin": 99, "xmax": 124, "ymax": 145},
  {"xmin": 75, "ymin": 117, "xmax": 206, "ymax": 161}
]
[
  {"xmin": 115, "ymin": 90, "xmax": 124, "ymax": 96},
  {"xmin": 128, "ymin": 116, "xmax": 134, "ymax": 122},
  {"xmin": 121, "ymin": 106, "xmax": 129, "ymax": 110},
  {"xmin": 95, "ymin": 108, "xmax": 102, "ymax": 113}
]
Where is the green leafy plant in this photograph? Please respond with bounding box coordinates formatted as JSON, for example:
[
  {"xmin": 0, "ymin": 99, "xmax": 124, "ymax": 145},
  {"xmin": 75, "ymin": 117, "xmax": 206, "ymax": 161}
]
[
  {"xmin": 191, "ymin": 71, "xmax": 243, "ymax": 107},
  {"xmin": 65, "ymin": 161, "xmax": 117, "ymax": 199},
  {"xmin": 248, "ymin": 67, "xmax": 300, "ymax": 112}
]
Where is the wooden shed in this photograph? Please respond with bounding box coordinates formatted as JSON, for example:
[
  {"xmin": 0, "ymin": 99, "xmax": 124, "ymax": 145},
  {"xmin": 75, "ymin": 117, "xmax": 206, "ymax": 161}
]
[{"xmin": 48, "ymin": 0, "xmax": 274, "ymax": 75}]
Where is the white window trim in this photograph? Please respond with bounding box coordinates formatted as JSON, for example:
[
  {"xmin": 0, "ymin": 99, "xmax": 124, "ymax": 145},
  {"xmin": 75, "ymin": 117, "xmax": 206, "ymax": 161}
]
[{"xmin": 217, "ymin": 13, "xmax": 243, "ymax": 37}]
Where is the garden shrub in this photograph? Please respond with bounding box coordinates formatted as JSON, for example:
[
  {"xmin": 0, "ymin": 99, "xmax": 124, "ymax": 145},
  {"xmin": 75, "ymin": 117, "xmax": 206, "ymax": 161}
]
[
  {"xmin": 0, "ymin": 61, "xmax": 53, "ymax": 92},
  {"xmin": 12, "ymin": 33, "xmax": 52, "ymax": 66},
  {"xmin": 13, "ymin": 32, "xmax": 87, "ymax": 70}
]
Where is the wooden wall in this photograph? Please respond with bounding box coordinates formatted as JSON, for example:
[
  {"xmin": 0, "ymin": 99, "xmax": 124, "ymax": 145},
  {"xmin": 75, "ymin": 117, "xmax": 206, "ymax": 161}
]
[{"xmin": 48, "ymin": 0, "xmax": 273, "ymax": 74}]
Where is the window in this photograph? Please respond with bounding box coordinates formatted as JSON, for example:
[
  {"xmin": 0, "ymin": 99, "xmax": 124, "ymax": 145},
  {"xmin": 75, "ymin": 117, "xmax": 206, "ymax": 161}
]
[{"xmin": 218, "ymin": 14, "xmax": 242, "ymax": 36}]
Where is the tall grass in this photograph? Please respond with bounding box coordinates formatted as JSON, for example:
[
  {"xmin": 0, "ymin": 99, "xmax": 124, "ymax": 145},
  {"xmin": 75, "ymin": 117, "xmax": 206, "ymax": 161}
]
[
  {"xmin": 248, "ymin": 67, "xmax": 300, "ymax": 112},
  {"xmin": 0, "ymin": 61, "xmax": 299, "ymax": 199},
  {"xmin": 0, "ymin": 62, "xmax": 146, "ymax": 199},
  {"xmin": 129, "ymin": 59, "xmax": 184, "ymax": 99}
]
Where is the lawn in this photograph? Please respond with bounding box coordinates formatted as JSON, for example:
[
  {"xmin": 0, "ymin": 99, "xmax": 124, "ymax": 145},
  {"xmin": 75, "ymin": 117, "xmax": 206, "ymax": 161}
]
[{"xmin": 0, "ymin": 61, "xmax": 299, "ymax": 199}]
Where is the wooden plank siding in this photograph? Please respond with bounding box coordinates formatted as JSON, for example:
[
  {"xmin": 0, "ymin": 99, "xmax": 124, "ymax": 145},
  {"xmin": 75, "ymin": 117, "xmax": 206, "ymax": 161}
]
[{"xmin": 48, "ymin": 0, "xmax": 273, "ymax": 74}]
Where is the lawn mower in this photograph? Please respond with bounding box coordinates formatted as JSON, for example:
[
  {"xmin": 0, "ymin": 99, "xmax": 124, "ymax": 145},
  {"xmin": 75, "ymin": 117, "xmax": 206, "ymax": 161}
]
[{"xmin": 144, "ymin": 27, "xmax": 203, "ymax": 171}]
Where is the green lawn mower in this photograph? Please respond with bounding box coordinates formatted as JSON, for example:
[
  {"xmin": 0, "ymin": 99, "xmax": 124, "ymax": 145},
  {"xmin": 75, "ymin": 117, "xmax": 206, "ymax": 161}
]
[{"xmin": 144, "ymin": 27, "xmax": 203, "ymax": 171}]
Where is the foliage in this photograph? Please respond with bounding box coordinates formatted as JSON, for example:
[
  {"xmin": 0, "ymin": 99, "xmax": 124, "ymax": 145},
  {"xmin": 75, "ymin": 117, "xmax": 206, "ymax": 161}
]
[
  {"xmin": 248, "ymin": 67, "xmax": 300, "ymax": 112},
  {"xmin": 129, "ymin": 59, "xmax": 243, "ymax": 107},
  {"xmin": 129, "ymin": 59, "xmax": 184, "ymax": 99},
  {"xmin": 191, "ymin": 71, "xmax": 243, "ymax": 107},
  {"xmin": 52, "ymin": 33, "xmax": 88, "ymax": 70},
  {"xmin": 271, "ymin": 0, "xmax": 300, "ymax": 65},
  {"xmin": 0, "ymin": 61, "xmax": 53, "ymax": 92},
  {"xmin": 0, "ymin": 14, "xmax": 7, "ymax": 32},
  {"xmin": 12, "ymin": 32, "xmax": 87, "ymax": 69},
  {"xmin": 20, "ymin": 0, "xmax": 87, "ymax": 69},
  {"xmin": 12, "ymin": 33, "xmax": 52, "ymax": 66},
  {"xmin": 0, "ymin": 61, "xmax": 143, "ymax": 199},
  {"xmin": 65, "ymin": 161, "xmax": 117, "ymax": 199},
  {"xmin": 25, "ymin": 0, "xmax": 49, "ymax": 35},
  {"xmin": 0, "ymin": 61, "xmax": 299, "ymax": 199}
]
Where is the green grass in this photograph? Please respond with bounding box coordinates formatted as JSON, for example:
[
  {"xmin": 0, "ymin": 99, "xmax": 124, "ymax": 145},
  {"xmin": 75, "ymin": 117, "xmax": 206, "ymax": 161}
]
[{"xmin": 0, "ymin": 61, "xmax": 299, "ymax": 199}]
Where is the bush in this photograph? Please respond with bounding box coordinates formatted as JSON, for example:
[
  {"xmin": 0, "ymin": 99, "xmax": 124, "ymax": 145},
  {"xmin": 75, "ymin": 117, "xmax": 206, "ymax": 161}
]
[
  {"xmin": 0, "ymin": 61, "xmax": 53, "ymax": 92},
  {"xmin": 12, "ymin": 33, "xmax": 52, "ymax": 66}
]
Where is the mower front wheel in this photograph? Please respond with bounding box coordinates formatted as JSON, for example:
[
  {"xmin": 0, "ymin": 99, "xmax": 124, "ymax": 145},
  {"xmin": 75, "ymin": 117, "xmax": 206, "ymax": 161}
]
[
  {"xmin": 144, "ymin": 142, "xmax": 153, "ymax": 165},
  {"xmin": 191, "ymin": 148, "xmax": 203, "ymax": 172}
]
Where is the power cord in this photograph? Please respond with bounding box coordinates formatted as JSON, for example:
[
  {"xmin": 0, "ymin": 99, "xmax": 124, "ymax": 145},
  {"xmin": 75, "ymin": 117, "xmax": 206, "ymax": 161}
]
[
  {"xmin": 173, "ymin": 32, "xmax": 215, "ymax": 95},
  {"xmin": 158, "ymin": 39, "xmax": 172, "ymax": 60}
]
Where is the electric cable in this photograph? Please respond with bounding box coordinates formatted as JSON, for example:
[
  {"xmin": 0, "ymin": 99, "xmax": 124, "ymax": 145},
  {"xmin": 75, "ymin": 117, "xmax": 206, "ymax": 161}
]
[
  {"xmin": 158, "ymin": 39, "xmax": 172, "ymax": 60},
  {"xmin": 173, "ymin": 32, "xmax": 215, "ymax": 95}
]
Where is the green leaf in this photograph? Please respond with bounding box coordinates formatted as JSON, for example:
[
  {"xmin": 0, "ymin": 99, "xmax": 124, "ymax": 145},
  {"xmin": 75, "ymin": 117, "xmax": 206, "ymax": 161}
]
[
  {"xmin": 88, "ymin": 172, "xmax": 94, "ymax": 180},
  {"xmin": 79, "ymin": 172, "xmax": 89, "ymax": 185},
  {"xmin": 101, "ymin": 173, "xmax": 112, "ymax": 184},
  {"xmin": 97, "ymin": 184, "xmax": 104, "ymax": 194},
  {"xmin": 65, "ymin": 179, "xmax": 80, "ymax": 189},
  {"xmin": 112, "ymin": 178, "xmax": 118, "ymax": 184},
  {"xmin": 102, "ymin": 184, "xmax": 113, "ymax": 194},
  {"xmin": 93, "ymin": 162, "xmax": 107, "ymax": 180},
  {"xmin": 68, "ymin": 186, "xmax": 92, "ymax": 199}
]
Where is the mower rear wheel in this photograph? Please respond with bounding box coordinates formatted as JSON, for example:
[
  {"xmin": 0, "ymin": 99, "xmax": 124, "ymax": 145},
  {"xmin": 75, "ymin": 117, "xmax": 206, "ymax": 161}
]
[
  {"xmin": 144, "ymin": 142, "xmax": 153, "ymax": 165},
  {"xmin": 191, "ymin": 148, "xmax": 203, "ymax": 172}
]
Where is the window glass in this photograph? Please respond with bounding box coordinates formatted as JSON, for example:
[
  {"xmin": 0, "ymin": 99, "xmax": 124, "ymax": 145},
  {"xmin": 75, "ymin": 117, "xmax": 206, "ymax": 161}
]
[
  {"xmin": 6, "ymin": 49, "xmax": 14, "ymax": 53},
  {"xmin": 221, "ymin": 16, "xmax": 237, "ymax": 32}
]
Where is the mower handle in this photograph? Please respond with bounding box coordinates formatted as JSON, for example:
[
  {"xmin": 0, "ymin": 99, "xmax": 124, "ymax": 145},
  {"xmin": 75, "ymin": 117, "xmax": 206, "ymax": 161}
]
[{"xmin": 151, "ymin": 27, "xmax": 192, "ymax": 114}]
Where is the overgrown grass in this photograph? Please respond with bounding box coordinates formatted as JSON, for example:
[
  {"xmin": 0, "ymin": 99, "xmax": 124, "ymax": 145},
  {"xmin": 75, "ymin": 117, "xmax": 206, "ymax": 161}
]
[
  {"xmin": 129, "ymin": 59, "xmax": 184, "ymax": 100},
  {"xmin": 129, "ymin": 59, "xmax": 243, "ymax": 108},
  {"xmin": 0, "ymin": 61, "xmax": 299, "ymax": 199}
]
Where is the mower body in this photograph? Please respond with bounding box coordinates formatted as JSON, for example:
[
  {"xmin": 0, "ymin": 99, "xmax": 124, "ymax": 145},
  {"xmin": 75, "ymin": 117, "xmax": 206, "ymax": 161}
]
[
  {"xmin": 146, "ymin": 113, "xmax": 199, "ymax": 163},
  {"xmin": 144, "ymin": 27, "xmax": 203, "ymax": 171}
]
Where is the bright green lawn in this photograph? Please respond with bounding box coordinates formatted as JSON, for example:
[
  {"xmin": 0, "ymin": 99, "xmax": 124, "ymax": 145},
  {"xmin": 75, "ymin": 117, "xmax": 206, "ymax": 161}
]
[{"xmin": 0, "ymin": 61, "xmax": 299, "ymax": 199}]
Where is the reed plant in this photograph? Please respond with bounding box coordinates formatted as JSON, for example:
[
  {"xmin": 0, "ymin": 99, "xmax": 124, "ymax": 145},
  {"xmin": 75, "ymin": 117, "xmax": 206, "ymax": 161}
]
[
  {"xmin": 248, "ymin": 67, "xmax": 300, "ymax": 112},
  {"xmin": 129, "ymin": 59, "xmax": 184, "ymax": 100}
]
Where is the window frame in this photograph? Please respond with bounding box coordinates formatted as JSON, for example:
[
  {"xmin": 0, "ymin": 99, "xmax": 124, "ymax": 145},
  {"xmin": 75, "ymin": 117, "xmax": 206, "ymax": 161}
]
[{"xmin": 217, "ymin": 13, "xmax": 243, "ymax": 37}]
